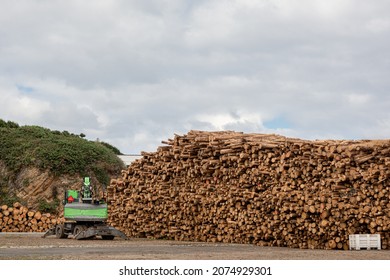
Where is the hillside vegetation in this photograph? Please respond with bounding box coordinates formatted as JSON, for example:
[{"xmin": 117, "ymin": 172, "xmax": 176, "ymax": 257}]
[{"xmin": 0, "ymin": 119, "xmax": 125, "ymax": 208}]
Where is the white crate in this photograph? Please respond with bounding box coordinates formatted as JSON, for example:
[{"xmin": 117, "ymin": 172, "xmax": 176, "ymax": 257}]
[{"xmin": 349, "ymin": 234, "xmax": 381, "ymax": 250}]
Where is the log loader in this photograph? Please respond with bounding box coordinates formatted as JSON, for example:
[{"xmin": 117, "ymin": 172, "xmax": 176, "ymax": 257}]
[{"xmin": 42, "ymin": 177, "xmax": 127, "ymax": 240}]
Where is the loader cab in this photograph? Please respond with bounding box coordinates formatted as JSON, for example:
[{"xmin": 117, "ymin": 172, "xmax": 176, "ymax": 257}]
[
  {"xmin": 63, "ymin": 177, "xmax": 94, "ymax": 205},
  {"xmin": 81, "ymin": 176, "xmax": 93, "ymax": 204}
]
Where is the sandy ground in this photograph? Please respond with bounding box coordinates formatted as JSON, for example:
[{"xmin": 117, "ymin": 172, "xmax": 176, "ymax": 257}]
[{"xmin": 0, "ymin": 232, "xmax": 389, "ymax": 260}]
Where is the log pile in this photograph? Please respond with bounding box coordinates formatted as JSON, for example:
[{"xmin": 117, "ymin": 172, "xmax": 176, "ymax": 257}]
[
  {"xmin": 107, "ymin": 130, "xmax": 390, "ymax": 249},
  {"xmin": 0, "ymin": 202, "xmax": 62, "ymax": 232}
]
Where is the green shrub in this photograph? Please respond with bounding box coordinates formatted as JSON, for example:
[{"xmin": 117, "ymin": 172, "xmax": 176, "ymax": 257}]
[
  {"xmin": 99, "ymin": 141, "xmax": 123, "ymax": 155},
  {"xmin": 0, "ymin": 119, "xmax": 125, "ymax": 185},
  {"xmin": 0, "ymin": 187, "xmax": 23, "ymax": 207},
  {"xmin": 37, "ymin": 198, "xmax": 60, "ymax": 214}
]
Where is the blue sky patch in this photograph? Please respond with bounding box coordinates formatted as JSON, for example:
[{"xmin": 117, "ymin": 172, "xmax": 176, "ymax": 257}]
[
  {"xmin": 264, "ymin": 116, "xmax": 291, "ymax": 129},
  {"xmin": 16, "ymin": 84, "xmax": 34, "ymax": 93}
]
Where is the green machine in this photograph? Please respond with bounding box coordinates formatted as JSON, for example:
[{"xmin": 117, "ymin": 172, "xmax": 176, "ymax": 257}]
[{"xmin": 42, "ymin": 177, "xmax": 127, "ymax": 240}]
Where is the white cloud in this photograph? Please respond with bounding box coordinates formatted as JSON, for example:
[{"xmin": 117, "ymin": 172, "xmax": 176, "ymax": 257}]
[
  {"xmin": 196, "ymin": 111, "xmax": 263, "ymax": 131},
  {"xmin": 366, "ymin": 18, "xmax": 390, "ymax": 33},
  {"xmin": 5, "ymin": 95, "xmax": 50, "ymax": 120},
  {"xmin": 345, "ymin": 93, "xmax": 371, "ymax": 105},
  {"xmin": 0, "ymin": 1, "xmax": 390, "ymax": 153},
  {"xmin": 0, "ymin": 80, "xmax": 49, "ymax": 121},
  {"xmin": 275, "ymin": 0, "xmax": 353, "ymax": 19}
]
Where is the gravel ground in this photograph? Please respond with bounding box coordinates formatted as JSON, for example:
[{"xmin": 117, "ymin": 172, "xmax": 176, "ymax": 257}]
[{"xmin": 0, "ymin": 232, "xmax": 389, "ymax": 260}]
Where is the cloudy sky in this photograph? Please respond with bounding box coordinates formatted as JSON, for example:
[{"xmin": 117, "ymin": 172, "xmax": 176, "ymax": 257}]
[{"xmin": 1, "ymin": 0, "xmax": 390, "ymax": 153}]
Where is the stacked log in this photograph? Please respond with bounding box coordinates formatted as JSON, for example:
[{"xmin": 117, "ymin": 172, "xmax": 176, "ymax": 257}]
[
  {"xmin": 107, "ymin": 130, "xmax": 390, "ymax": 250},
  {"xmin": 0, "ymin": 202, "xmax": 62, "ymax": 232}
]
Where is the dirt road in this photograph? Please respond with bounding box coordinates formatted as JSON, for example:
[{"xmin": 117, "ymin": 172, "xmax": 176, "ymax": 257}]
[{"xmin": 0, "ymin": 233, "xmax": 388, "ymax": 260}]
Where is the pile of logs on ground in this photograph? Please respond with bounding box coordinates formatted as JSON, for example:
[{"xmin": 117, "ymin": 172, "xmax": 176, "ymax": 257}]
[
  {"xmin": 0, "ymin": 202, "xmax": 61, "ymax": 232},
  {"xmin": 107, "ymin": 130, "xmax": 390, "ymax": 250}
]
